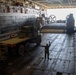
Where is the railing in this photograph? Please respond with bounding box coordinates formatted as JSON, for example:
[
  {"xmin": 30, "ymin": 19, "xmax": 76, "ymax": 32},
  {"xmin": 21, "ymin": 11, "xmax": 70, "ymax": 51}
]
[{"xmin": 0, "ymin": 30, "xmax": 20, "ymax": 42}]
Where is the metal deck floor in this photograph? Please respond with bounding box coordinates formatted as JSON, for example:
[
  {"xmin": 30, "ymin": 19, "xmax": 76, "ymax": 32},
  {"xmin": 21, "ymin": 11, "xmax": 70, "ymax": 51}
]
[{"xmin": 1, "ymin": 33, "xmax": 76, "ymax": 75}]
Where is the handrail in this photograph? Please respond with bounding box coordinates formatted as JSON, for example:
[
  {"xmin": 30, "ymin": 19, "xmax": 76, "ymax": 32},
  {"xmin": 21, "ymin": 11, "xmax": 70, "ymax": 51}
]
[{"xmin": 0, "ymin": 30, "xmax": 20, "ymax": 42}]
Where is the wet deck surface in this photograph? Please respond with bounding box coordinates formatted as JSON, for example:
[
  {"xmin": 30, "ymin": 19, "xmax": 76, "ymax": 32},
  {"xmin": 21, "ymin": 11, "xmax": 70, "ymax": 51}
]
[{"xmin": 0, "ymin": 33, "xmax": 76, "ymax": 75}]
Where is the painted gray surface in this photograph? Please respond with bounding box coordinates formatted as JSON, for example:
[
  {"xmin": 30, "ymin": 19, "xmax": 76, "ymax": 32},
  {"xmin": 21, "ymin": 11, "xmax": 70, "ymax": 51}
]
[{"xmin": 0, "ymin": 13, "xmax": 37, "ymax": 34}]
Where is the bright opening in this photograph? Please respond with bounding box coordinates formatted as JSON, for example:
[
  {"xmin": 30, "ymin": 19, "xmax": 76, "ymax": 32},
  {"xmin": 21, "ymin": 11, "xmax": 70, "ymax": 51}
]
[{"xmin": 47, "ymin": 8, "xmax": 76, "ymax": 26}]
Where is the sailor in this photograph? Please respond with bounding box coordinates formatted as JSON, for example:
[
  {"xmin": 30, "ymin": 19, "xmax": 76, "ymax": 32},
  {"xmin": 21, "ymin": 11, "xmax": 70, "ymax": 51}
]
[{"xmin": 41, "ymin": 41, "xmax": 51, "ymax": 60}]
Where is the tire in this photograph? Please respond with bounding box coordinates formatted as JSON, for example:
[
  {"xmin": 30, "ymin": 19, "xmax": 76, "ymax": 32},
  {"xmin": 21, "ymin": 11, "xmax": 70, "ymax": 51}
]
[
  {"xmin": 25, "ymin": 43, "xmax": 30, "ymax": 52},
  {"xmin": 18, "ymin": 45, "xmax": 25, "ymax": 56}
]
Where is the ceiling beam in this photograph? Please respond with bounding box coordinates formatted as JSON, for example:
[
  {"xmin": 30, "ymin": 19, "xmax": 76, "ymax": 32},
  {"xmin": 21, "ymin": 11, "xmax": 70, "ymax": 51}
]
[
  {"xmin": 30, "ymin": 0, "xmax": 76, "ymax": 9},
  {"xmin": 30, "ymin": 0, "xmax": 49, "ymax": 9},
  {"xmin": 32, "ymin": 0, "xmax": 53, "ymax": 4}
]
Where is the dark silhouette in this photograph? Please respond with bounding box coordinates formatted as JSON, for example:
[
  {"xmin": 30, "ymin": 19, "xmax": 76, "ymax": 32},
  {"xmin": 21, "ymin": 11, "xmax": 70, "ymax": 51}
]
[
  {"xmin": 66, "ymin": 13, "xmax": 75, "ymax": 34},
  {"xmin": 41, "ymin": 41, "xmax": 51, "ymax": 60}
]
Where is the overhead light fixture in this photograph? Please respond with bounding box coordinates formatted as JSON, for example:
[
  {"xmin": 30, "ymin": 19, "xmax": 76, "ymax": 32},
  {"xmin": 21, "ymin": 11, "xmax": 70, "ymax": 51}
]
[{"xmin": 25, "ymin": 1, "xmax": 29, "ymax": 4}]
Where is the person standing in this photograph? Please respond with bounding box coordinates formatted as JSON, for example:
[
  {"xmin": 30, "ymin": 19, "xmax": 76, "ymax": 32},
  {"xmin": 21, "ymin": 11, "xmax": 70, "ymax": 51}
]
[{"xmin": 41, "ymin": 41, "xmax": 51, "ymax": 60}]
